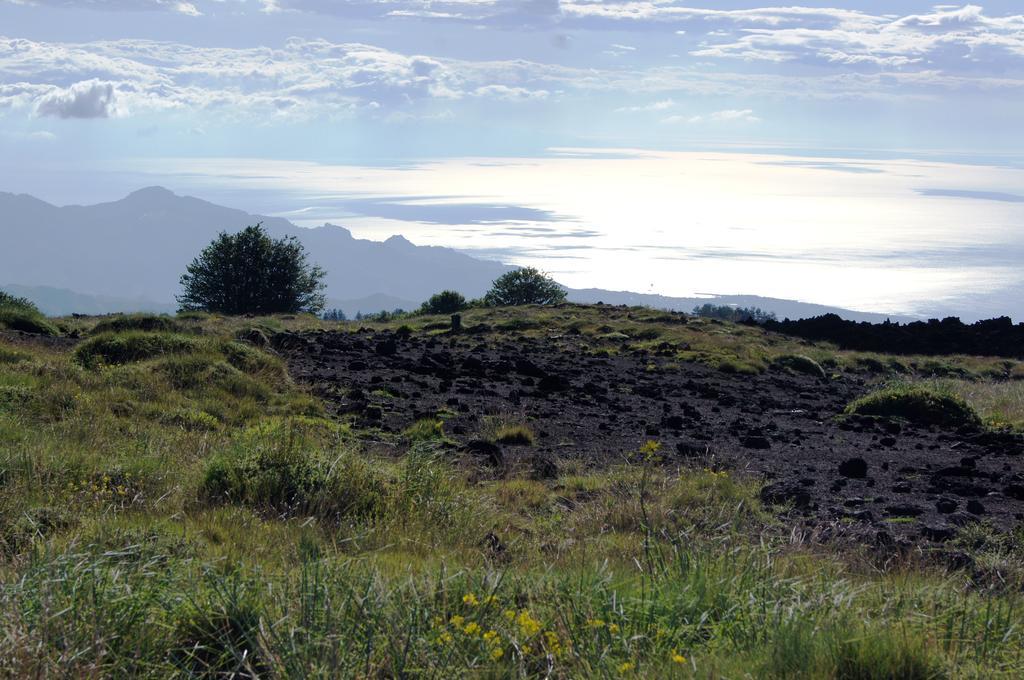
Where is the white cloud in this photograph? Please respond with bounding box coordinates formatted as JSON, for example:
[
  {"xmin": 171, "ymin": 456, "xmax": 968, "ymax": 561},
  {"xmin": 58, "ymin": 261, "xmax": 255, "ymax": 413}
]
[
  {"xmin": 663, "ymin": 108, "xmax": 760, "ymax": 124},
  {"xmin": 35, "ymin": 79, "xmax": 119, "ymax": 118},
  {"xmin": 616, "ymin": 98, "xmax": 674, "ymax": 112}
]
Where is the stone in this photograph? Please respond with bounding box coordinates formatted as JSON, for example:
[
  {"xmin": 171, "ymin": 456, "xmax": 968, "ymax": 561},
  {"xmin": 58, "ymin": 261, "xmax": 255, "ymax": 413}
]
[{"xmin": 838, "ymin": 457, "xmax": 869, "ymax": 479}]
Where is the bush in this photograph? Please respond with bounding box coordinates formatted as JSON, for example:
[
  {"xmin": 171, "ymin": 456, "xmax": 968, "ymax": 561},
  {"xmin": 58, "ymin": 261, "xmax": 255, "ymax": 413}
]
[
  {"xmin": 845, "ymin": 385, "xmax": 981, "ymax": 428},
  {"xmin": 75, "ymin": 332, "xmax": 200, "ymax": 367},
  {"xmin": 90, "ymin": 313, "xmax": 185, "ymax": 336},
  {"xmin": 420, "ymin": 290, "xmax": 468, "ymax": 315},
  {"xmin": 0, "ymin": 291, "xmax": 41, "ymax": 315},
  {"xmin": 483, "ymin": 268, "xmax": 566, "ymax": 306},
  {"xmin": 693, "ymin": 303, "xmax": 777, "ymax": 323},
  {"xmin": 0, "ymin": 308, "xmax": 59, "ymax": 336},
  {"xmin": 177, "ymin": 224, "xmax": 326, "ymax": 315},
  {"xmin": 773, "ymin": 354, "xmax": 826, "ymax": 379}
]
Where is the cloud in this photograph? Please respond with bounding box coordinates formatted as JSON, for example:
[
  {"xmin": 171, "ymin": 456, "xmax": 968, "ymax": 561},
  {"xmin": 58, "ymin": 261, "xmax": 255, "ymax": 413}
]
[
  {"xmin": 0, "ymin": 36, "xmax": 578, "ymax": 120},
  {"xmin": 663, "ymin": 108, "xmax": 759, "ymax": 124},
  {"xmin": 616, "ymin": 98, "xmax": 674, "ymax": 112},
  {"xmin": 35, "ymin": 79, "xmax": 118, "ymax": 118},
  {"xmin": 8, "ymin": 0, "xmax": 204, "ymax": 14}
]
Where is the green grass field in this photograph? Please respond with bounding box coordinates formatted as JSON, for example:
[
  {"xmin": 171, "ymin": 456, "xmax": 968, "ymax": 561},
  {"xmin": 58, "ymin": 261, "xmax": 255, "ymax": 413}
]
[{"xmin": 2, "ymin": 306, "xmax": 1024, "ymax": 677}]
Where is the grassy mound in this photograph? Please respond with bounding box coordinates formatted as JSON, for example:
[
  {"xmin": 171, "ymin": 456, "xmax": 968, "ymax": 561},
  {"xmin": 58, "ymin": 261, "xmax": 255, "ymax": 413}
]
[
  {"xmin": 0, "ymin": 291, "xmax": 59, "ymax": 336},
  {"xmin": 75, "ymin": 332, "xmax": 200, "ymax": 367},
  {"xmin": 89, "ymin": 313, "xmax": 186, "ymax": 336},
  {"xmin": 773, "ymin": 354, "xmax": 826, "ymax": 379},
  {"xmin": 845, "ymin": 384, "xmax": 981, "ymax": 428},
  {"xmin": 0, "ymin": 291, "xmax": 40, "ymax": 315},
  {"xmin": 201, "ymin": 420, "xmax": 387, "ymax": 519}
]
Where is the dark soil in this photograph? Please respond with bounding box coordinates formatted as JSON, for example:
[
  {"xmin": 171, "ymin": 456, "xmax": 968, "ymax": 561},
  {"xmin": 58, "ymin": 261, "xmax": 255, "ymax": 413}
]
[{"xmin": 276, "ymin": 327, "xmax": 1024, "ymax": 546}]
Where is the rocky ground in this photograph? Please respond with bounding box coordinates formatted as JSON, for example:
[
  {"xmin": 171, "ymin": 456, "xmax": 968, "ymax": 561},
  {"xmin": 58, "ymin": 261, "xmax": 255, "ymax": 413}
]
[{"xmin": 276, "ymin": 326, "xmax": 1024, "ymax": 546}]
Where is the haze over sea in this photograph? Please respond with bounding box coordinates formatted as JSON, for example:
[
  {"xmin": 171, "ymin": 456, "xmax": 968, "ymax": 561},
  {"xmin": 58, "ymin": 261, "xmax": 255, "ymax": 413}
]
[{"xmin": 7, "ymin": 148, "xmax": 1023, "ymax": 321}]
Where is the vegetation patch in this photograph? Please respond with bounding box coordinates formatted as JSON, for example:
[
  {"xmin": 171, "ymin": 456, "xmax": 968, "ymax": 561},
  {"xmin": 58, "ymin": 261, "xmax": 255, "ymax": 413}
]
[
  {"xmin": 0, "ymin": 308, "xmax": 59, "ymax": 336},
  {"xmin": 845, "ymin": 384, "xmax": 982, "ymax": 428},
  {"xmin": 491, "ymin": 423, "xmax": 535, "ymax": 446},
  {"xmin": 89, "ymin": 313, "xmax": 186, "ymax": 336},
  {"xmin": 75, "ymin": 332, "xmax": 201, "ymax": 367},
  {"xmin": 403, "ymin": 418, "xmax": 446, "ymax": 443},
  {"xmin": 773, "ymin": 353, "xmax": 826, "ymax": 379},
  {"xmin": 201, "ymin": 430, "xmax": 387, "ymax": 520}
]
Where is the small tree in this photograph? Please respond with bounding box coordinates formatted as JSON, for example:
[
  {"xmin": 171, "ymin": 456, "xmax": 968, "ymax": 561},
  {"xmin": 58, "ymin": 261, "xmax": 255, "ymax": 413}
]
[
  {"xmin": 177, "ymin": 224, "xmax": 326, "ymax": 315},
  {"xmin": 420, "ymin": 290, "xmax": 467, "ymax": 315},
  {"xmin": 483, "ymin": 268, "xmax": 566, "ymax": 307},
  {"xmin": 322, "ymin": 308, "xmax": 347, "ymax": 321}
]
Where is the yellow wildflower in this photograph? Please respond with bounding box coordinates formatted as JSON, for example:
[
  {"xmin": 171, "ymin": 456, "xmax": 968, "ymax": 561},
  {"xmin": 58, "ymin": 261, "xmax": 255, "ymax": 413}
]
[
  {"xmin": 587, "ymin": 618, "xmax": 606, "ymax": 628},
  {"xmin": 608, "ymin": 623, "xmax": 620, "ymax": 635},
  {"xmin": 436, "ymin": 632, "xmax": 453, "ymax": 645},
  {"xmin": 504, "ymin": 609, "xmax": 516, "ymax": 621},
  {"xmin": 491, "ymin": 647, "xmax": 505, "ymax": 661},
  {"xmin": 463, "ymin": 622, "xmax": 481, "ymax": 636},
  {"xmin": 618, "ymin": 661, "xmax": 635, "ymax": 674},
  {"xmin": 671, "ymin": 651, "xmax": 687, "ymax": 664},
  {"xmin": 449, "ymin": 615, "xmax": 465, "ymax": 628},
  {"xmin": 516, "ymin": 610, "xmax": 542, "ymax": 637},
  {"xmin": 463, "ymin": 593, "xmax": 480, "ymax": 606},
  {"xmin": 483, "ymin": 630, "xmax": 499, "ymax": 643}
]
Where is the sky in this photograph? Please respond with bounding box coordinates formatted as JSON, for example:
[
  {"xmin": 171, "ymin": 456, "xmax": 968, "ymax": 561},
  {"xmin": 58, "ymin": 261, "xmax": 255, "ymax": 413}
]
[{"xmin": 2, "ymin": 2, "xmax": 1024, "ymax": 317}]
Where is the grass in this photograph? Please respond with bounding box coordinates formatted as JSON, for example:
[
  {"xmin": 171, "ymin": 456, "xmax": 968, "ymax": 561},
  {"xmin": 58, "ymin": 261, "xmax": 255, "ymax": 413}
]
[
  {"xmin": 89, "ymin": 312, "xmax": 187, "ymax": 335},
  {"xmin": 75, "ymin": 331, "xmax": 201, "ymax": 367},
  {"xmin": 845, "ymin": 384, "xmax": 982, "ymax": 428},
  {"xmin": 1, "ymin": 307, "xmax": 1023, "ymax": 677}
]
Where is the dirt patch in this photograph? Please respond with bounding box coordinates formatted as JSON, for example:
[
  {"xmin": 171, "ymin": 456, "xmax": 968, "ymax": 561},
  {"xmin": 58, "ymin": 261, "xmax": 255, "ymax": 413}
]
[{"xmin": 277, "ymin": 328, "xmax": 1024, "ymax": 546}]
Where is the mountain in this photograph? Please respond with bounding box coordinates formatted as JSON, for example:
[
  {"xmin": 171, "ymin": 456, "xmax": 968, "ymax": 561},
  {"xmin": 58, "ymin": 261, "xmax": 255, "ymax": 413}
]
[
  {"xmin": 1, "ymin": 187, "xmax": 909, "ymax": 322},
  {"xmin": 0, "ymin": 284, "xmax": 175, "ymax": 317},
  {"xmin": 0, "ymin": 186, "xmax": 512, "ymax": 306}
]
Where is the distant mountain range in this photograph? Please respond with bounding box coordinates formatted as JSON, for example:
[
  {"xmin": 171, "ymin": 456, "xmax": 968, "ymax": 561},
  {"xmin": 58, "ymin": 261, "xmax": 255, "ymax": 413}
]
[{"xmin": 0, "ymin": 187, "xmax": 909, "ymax": 322}]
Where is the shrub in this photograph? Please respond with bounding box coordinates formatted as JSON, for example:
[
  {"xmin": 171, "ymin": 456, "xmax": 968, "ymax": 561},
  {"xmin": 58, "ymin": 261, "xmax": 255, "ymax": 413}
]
[
  {"xmin": 483, "ymin": 268, "xmax": 566, "ymax": 306},
  {"xmin": 0, "ymin": 291, "xmax": 40, "ymax": 315},
  {"xmin": 773, "ymin": 354, "xmax": 826, "ymax": 379},
  {"xmin": 420, "ymin": 290, "xmax": 468, "ymax": 315},
  {"xmin": 692, "ymin": 303, "xmax": 776, "ymax": 323},
  {"xmin": 845, "ymin": 385, "xmax": 981, "ymax": 428},
  {"xmin": 178, "ymin": 223, "xmax": 326, "ymax": 315},
  {"xmin": 0, "ymin": 308, "xmax": 59, "ymax": 336},
  {"xmin": 75, "ymin": 332, "xmax": 200, "ymax": 367},
  {"xmin": 90, "ymin": 313, "xmax": 185, "ymax": 336}
]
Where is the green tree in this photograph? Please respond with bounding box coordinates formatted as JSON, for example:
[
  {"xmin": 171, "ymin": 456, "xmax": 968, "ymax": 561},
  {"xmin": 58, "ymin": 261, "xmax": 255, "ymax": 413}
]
[
  {"xmin": 420, "ymin": 290, "xmax": 468, "ymax": 315},
  {"xmin": 177, "ymin": 224, "xmax": 326, "ymax": 315},
  {"xmin": 483, "ymin": 267, "xmax": 566, "ymax": 307}
]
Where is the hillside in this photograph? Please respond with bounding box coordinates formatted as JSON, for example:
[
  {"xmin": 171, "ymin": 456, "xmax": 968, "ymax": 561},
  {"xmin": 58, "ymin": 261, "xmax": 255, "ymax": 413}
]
[{"xmin": 1, "ymin": 305, "xmax": 1023, "ymax": 677}]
